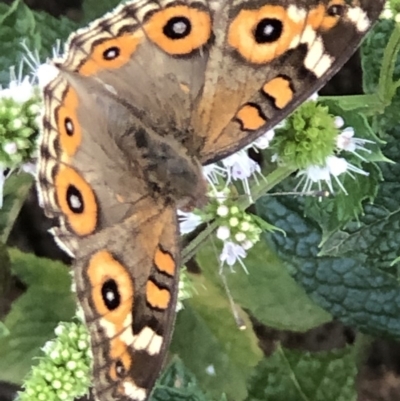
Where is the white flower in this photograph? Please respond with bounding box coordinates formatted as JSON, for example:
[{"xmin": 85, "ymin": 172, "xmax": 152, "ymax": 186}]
[
  {"xmin": 178, "ymin": 210, "xmax": 203, "ymax": 234},
  {"xmin": 203, "ymin": 163, "xmax": 227, "ymax": 184},
  {"xmin": 334, "ymin": 116, "xmax": 344, "ymax": 128},
  {"xmin": 217, "ymin": 205, "xmax": 229, "ymax": 217},
  {"xmin": 35, "ymin": 63, "xmax": 59, "ymax": 88},
  {"xmin": 21, "ymin": 162, "xmax": 36, "ymax": 176},
  {"xmin": 3, "ymin": 142, "xmax": 17, "ymax": 155},
  {"xmin": 205, "ymin": 365, "xmax": 216, "ymax": 376},
  {"xmin": 222, "ymin": 149, "xmax": 262, "ymax": 198},
  {"xmin": 41, "ymin": 340, "xmax": 55, "ymax": 354},
  {"xmin": 251, "ymin": 129, "xmax": 275, "ymax": 150},
  {"xmin": 202, "ymin": 163, "xmax": 228, "ymax": 195},
  {"xmin": 21, "ymin": 41, "xmax": 60, "ymax": 88},
  {"xmin": 0, "ymin": 75, "xmax": 34, "ymax": 104},
  {"xmin": 381, "ymin": 8, "xmax": 393, "ymax": 19},
  {"xmin": 241, "ymin": 240, "xmax": 254, "ymax": 250},
  {"xmin": 240, "ymin": 221, "xmax": 250, "ymax": 231},
  {"xmin": 220, "ymin": 241, "xmax": 248, "ymax": 272},
  {"xmin": 217, "ymin": 226, "xmax": 230, "ymax": 240},
  {"xmin": 297, "ymin": 155, "xmax": 369, "ymax": 195},
  {"xmin": 234, "ymin": 232, "xmax": 246, "ymax": 242},
  {"xmin": 336, "ymin": 127, "xmax": 373, "ymax": 161}
]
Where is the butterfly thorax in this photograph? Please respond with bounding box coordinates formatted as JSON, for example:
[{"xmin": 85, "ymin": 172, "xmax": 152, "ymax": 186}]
[{"xmin": 119, "ymin": 126, "xmax": 208, "ymax": 210}]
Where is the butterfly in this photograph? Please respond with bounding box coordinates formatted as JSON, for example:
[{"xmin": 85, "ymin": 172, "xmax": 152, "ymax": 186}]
[{"xmin": 36, "ymin": 0, "xmax": 385, "ymax": 400}]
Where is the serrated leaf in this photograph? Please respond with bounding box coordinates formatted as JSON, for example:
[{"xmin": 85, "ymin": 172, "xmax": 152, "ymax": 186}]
[
  {"xmin": 196, "ymin": 240, "xmax": 331, "ymax": 332},
  {"xmin": 0, "ymin": 248, "xmax": 75, "ymax": 383},
  {"xmin": 171, "ymin": 272, "xmax": 262, "ymax": 401},
  {"xmin": 298, "ymin": 98, "xmax": 385, "ymax": 239},
  {"xmin": 246, "ymin": 345, "xmax": 357, "ymax": 401},
  {"xmin": 259, "ymin": 195, "xmax": 400, "ymax": 340}
]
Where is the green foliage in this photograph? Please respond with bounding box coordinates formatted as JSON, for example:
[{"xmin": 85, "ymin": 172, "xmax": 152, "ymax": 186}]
[
  {"xmin": 196, "ymin": 240, "xmax": 331, "ymax": 332},
  {"xmin": 171, "ymin": 272, "xmax": 263, "ymax": 400},
  {"xmin": 152, "ymin": 358, "xmax": 221, "ymax": 401},
  {"xmin": 0, "ymin": 0, "xmax": 76, "ymax": 86},
  {"xmin": 0, "ymin": 249, "xmax": 74, "ymax": 383},
  {"xmin": 302, "ymin": 99, "xmax": 387, "ymax": 239},
  {"xmin": 246, "ymin": 345, "xmax": 357, "ymax": 401},
  {"xmin": 0, "ymin": 173, "xmax": 33, "ymax": 243},
  {"xmin": 17, "ymin": 321, "xmax": 92, "ymax": 401},
  {"xmin": 81, "ymin": 0, "xmax": 122, "ymax": 23}
]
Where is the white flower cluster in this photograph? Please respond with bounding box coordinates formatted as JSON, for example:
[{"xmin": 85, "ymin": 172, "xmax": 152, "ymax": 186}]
[
  {"xmin": 296, "ymin": 116, "xmax": 372, "ymax": 195},
  {"xmin": 380, "ymin": 2, "xmax": 400, "ymax": 22},
  {"xmin": 178, "ymin": 130, "xmax": 276, "ymax": 271},
  {"xmin": 0, "ymin": 66, "xmax": 42, "ymax": 206}
]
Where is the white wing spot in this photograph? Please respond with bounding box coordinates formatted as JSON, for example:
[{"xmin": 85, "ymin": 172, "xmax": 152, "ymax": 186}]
[
  {"xmin": 287, "ymin": 5, "xmax": 307, "ymax": 23},
  {"xmin": 347, "ymin": 7, "xmax": 371, "ymax": 32},
  {"xmin": 314, "ymin": 53, "xmax": 334, "ymax": 77},
  {"xmin": 69, "ymin": 194, "xmax": 82, "ymax": 210},
  {"xmin": 123, "ymin": 380, "xmax": 147, "ymax": 401},
  {"xmin": 133, "ymin": 326, "xmax": 163, "ymax": 355}
]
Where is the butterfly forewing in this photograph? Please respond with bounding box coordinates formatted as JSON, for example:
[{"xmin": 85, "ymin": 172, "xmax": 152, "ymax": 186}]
[{"xmin": 193, "ymin": 0, "xmax": 385, "ymax": 163}]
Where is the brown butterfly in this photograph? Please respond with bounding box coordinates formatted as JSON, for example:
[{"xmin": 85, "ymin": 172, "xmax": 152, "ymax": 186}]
[{"xmin": 36, "ymin": 1, "xmax": 385, "ymax": 400}]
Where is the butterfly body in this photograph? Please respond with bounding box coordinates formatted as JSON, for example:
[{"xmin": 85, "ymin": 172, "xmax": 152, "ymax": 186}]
[{"xmin": 37, "ymin": 1, "xmax": 385, "ymax": 400}]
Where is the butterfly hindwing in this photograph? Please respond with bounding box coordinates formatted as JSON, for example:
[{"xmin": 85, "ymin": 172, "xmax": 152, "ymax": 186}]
[
  {"xmin": 37, "ymin": 68, "xmax": 181, "ymax": 401},
  {"xmin": 74, "ymin": 205, "xmax": 179, "ymax": 401}
]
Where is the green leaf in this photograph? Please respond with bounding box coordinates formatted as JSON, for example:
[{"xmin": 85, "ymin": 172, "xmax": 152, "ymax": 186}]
[
  {"xmin": 197, "ymin": 240, "xmax": 331, "ymax": 332},
  {"xmin": 171, "ymin": 270, "xmax": 262, "ymax": 401},
  {"xmin": 0, "ymin": 321, "xmax": 10, "ymax": 338},
  {"xmin": 0, "ymin": 248, "xmax": 75, "ymax": 383},
  {"xmin": 152, "ymin": 357, "xmax": 217, "ymax": 401},
  {"xmin": 258, "ymin": 195, "xmax": 400, "ymax": 340},
  {"xmin": 301, "ymin": 99, "xmax": 386, "ymax": 240},
  {"xmin": 0, "ymin": 242, "xmax": 12, "ymax": 301},
  {"xmin": 81, "ymin": 0, "xmax": 122, "ymax": 24},
  {"xmin": 0, "ymin": 0, "xmax": 77, "ymax": 86},
  {"xmin": 362, "ymin": 19, "xmax": 400, "ymax": 131},
  {"xmin": 246, "ymin": 345, "xmax": 357, "ymax": 401},
  {"xmin": 0, "ymin": 173, "xmax": 33, "ymax": 243},
  {"xmin": 0, "ymin": 0, "xmax": 39, "ymax": 84}
]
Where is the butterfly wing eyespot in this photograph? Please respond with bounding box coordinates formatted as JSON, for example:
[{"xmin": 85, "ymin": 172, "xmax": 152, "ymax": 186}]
[
  {"xmin": 227, "ymin": 5, "xmax": 305, "ymax": 65},
  {"xmin": 78, "ymin": 33, "xmax": 144, "ymax": 76},
  {"xmin": 54, "ymin": 165, "xmax": 98, "ymax": 236},
  {"xmin": 143, "ymin": 5, "xmax": 212, "ymax": 55}
]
